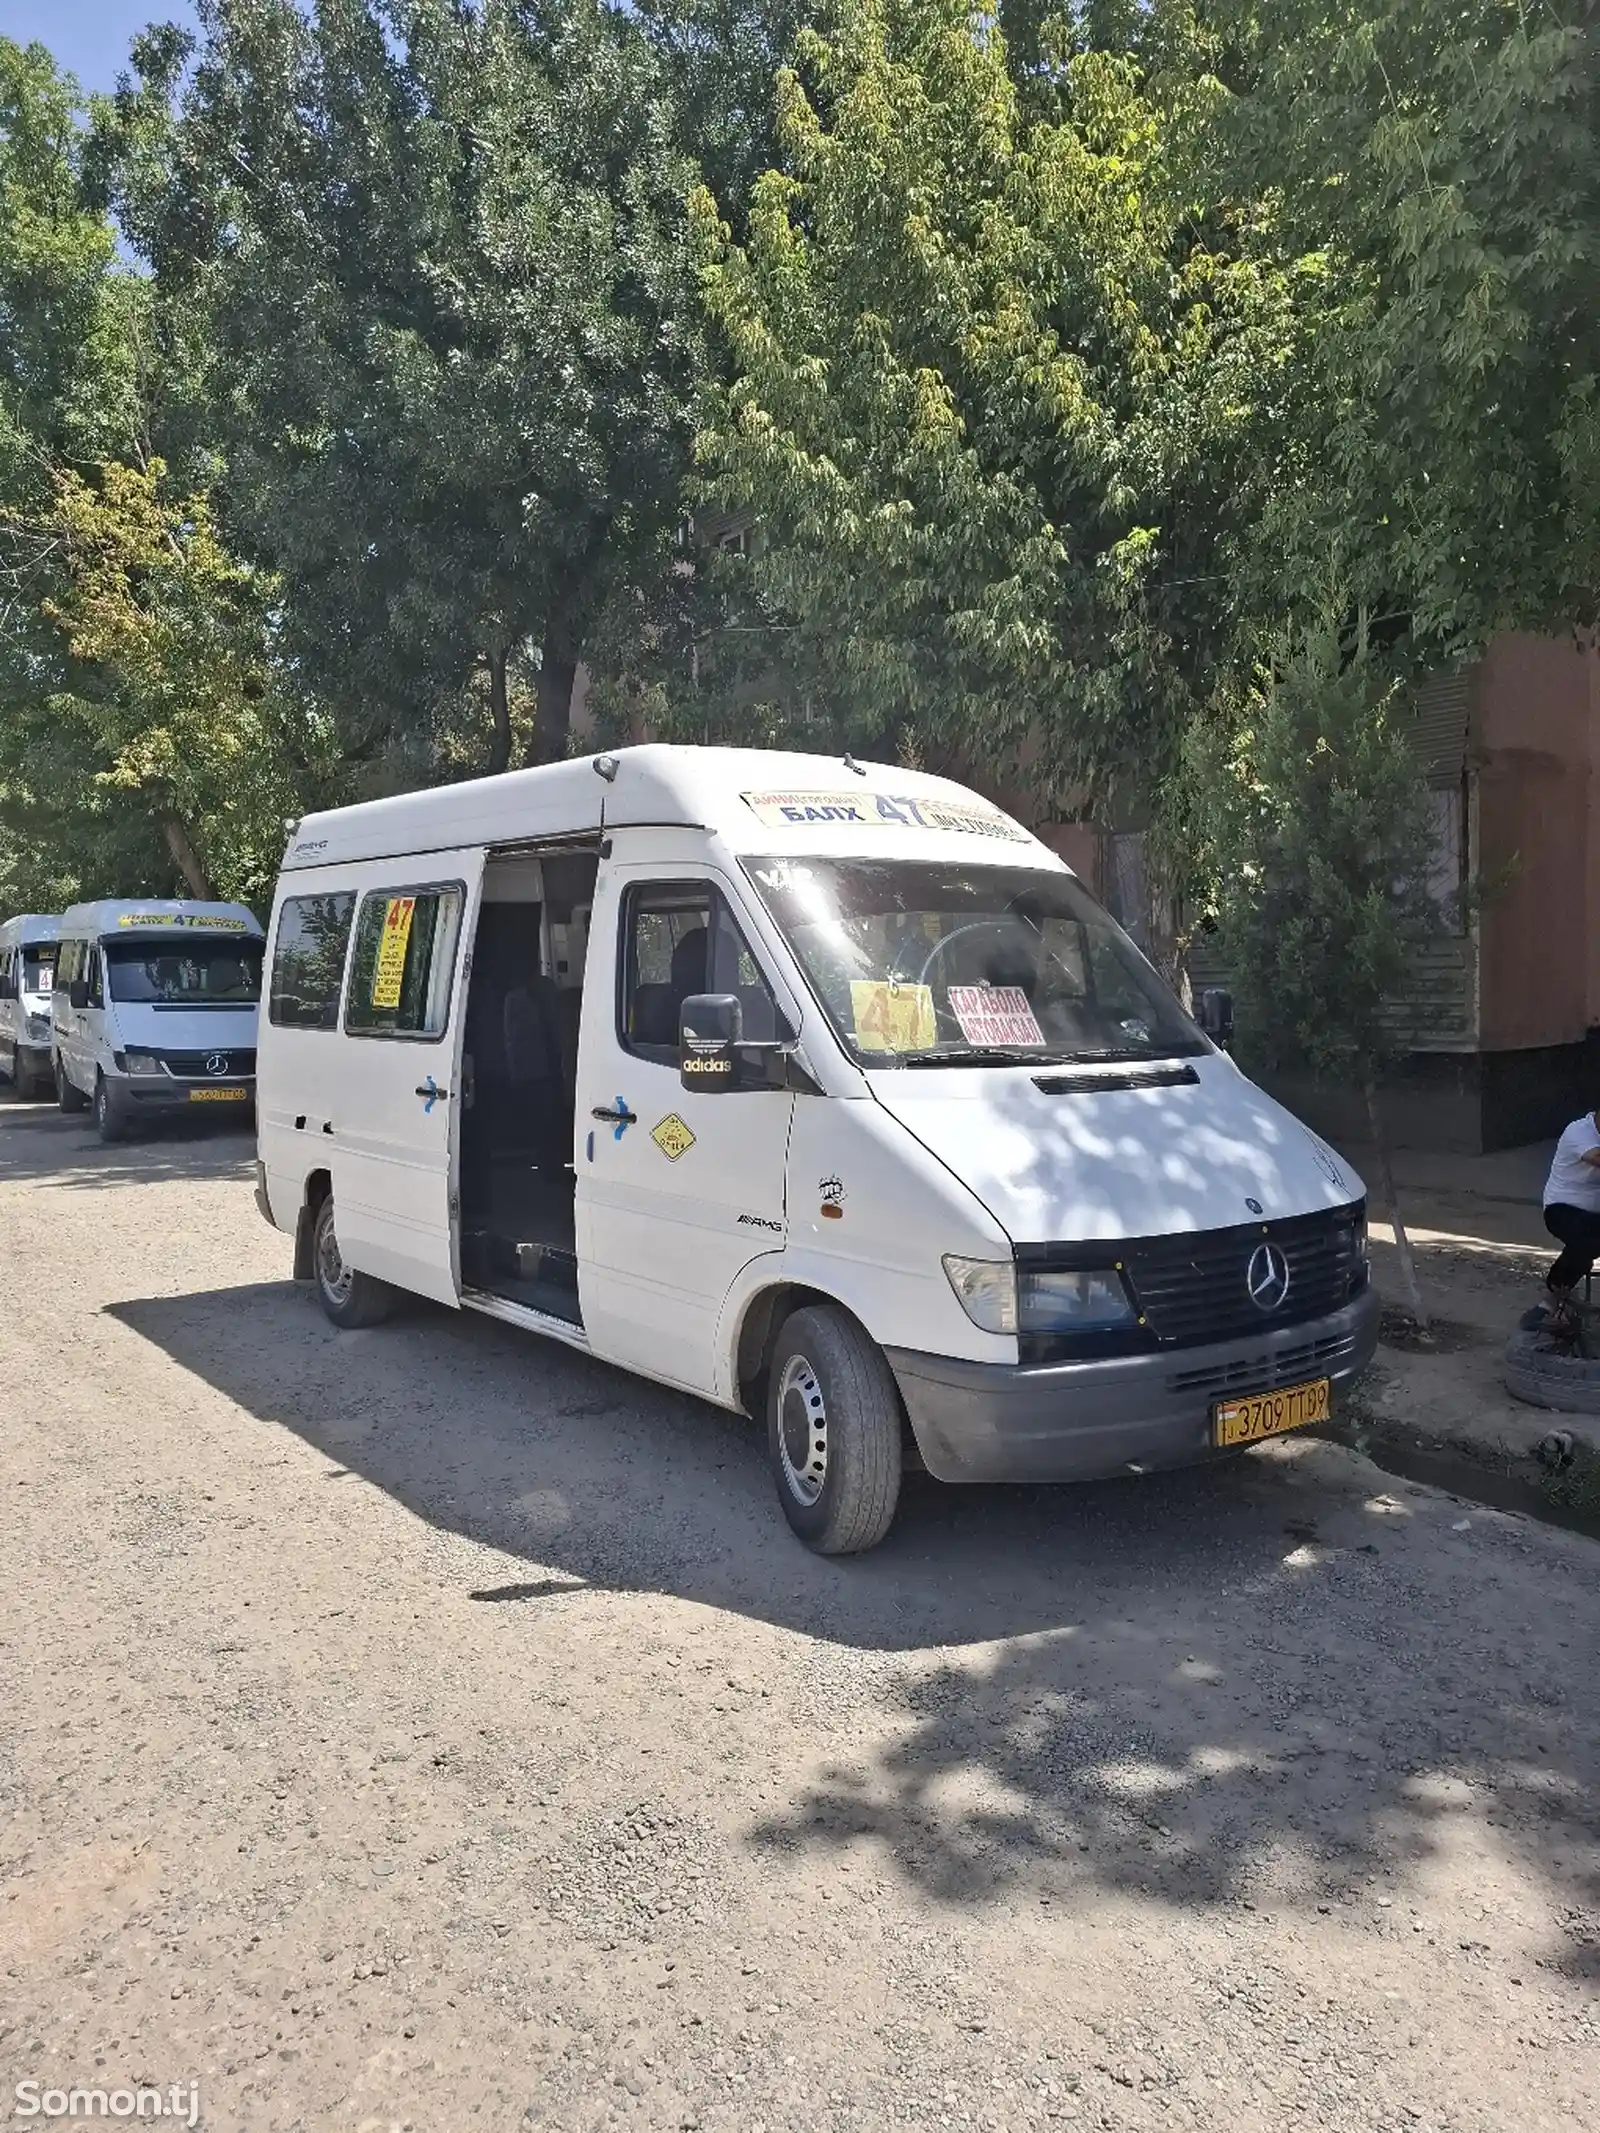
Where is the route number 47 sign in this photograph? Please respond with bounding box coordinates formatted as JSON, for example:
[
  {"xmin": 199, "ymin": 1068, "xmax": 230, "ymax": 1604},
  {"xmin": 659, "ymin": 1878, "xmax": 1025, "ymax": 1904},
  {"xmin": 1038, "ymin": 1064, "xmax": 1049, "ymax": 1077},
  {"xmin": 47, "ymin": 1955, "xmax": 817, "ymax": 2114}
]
[{"xmin": 371, "ymin": 896, "xmax": 416, "ymax": 1010}]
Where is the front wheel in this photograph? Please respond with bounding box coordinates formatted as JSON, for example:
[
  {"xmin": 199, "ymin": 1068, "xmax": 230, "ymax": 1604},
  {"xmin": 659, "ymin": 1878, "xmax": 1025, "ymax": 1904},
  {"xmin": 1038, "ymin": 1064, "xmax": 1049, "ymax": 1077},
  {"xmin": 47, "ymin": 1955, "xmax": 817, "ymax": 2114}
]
[
  {"xmin": 93, "ymin": 1074, "xmax": 126, "ymax": 1143},
  {"xmin": 57, "ymin": 1060, "xmax": 87, "ymax": 1113},
  {"xmin": 766, "ymin": 1304, "xmax": 904, "ymax": 1554},
  {"xmin": 312, "ymin": 1194, "xmax": 396, "ymax": 1329}
]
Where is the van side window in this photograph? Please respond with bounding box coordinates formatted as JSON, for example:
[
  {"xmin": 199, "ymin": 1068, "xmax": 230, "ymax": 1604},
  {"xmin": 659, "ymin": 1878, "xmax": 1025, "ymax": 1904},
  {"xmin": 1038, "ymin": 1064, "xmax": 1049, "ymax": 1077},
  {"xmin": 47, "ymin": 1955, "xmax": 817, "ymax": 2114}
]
[
  {"xmin": 270, "ymin": 892, "xmax": 356, "ymax": 1030},
  {"xmin": 86, "ymin": 947, "xmax": 104, "ymax": 1009},
  {"xmin": 54, "ymin": 940, "xmax": 75, "ymax": 990},
  {"xmin": 620, "ymin": 882, "xmax": 780, "ymax": 1062},
  {"xmin": 344, "ymin": 886, "xmax": 463, "ymax": 1040}
]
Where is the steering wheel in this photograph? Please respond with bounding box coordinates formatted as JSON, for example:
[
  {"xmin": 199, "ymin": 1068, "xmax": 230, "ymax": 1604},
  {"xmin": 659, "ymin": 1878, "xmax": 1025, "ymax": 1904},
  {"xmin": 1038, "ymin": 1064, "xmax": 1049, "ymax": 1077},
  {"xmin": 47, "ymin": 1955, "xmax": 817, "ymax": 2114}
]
[{"xmin": 884, "ymin": 919, "xmax": 1038, "ymax": 1036}]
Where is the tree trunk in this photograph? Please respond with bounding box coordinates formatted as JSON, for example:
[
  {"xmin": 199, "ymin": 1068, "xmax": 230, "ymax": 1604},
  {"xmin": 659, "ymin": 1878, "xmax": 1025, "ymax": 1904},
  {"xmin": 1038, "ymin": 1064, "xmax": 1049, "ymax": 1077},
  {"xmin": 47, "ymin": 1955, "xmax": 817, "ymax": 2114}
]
[
  {"xmin": 163, "ymin": 817, "xmax": 211, "ymax": 900},
  {"xmin": 485, "ymin": 644, "xmax": 512, "ymax": 776},
  {"xmin": 1364, "ymin": 1073, "xmax": 1429, "ymax": 1333},
  {"xmin": 530, "ymin": 618, "xmax": 579, "ymax": 767}
]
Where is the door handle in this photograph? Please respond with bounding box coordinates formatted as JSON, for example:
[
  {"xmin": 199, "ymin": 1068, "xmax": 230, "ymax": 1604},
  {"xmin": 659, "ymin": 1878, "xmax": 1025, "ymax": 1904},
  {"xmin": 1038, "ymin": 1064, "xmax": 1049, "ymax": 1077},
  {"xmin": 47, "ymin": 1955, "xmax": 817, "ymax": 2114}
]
[
  {"xmin": 590, "ymin": 1098, "xmax": 637, "ymax": 1138},
  {"xmin": 415, "ymin": 1076, "xmax": 448, "ymax": 1113}
]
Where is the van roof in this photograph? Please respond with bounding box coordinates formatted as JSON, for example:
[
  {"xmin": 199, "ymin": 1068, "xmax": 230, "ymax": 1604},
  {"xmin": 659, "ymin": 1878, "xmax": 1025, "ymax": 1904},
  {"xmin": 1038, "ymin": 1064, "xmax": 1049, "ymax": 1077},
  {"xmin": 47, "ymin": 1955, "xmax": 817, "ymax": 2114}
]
[
  {"xmin": 0, "ymin": 913, "xmax": 61, "ymax": 947},
  {"xmin": 283, "ymin": 743, "xmax": 1054, "ymax": 873},
  {"xmin": 59, "ymin": 898, "xmax": 264, "ymax": 940}
]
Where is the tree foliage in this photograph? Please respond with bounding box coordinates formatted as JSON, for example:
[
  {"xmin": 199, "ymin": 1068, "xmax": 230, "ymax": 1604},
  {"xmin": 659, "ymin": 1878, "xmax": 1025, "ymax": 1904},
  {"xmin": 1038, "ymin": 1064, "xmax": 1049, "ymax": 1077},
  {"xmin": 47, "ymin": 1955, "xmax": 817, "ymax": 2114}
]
[
  {"xmin": 0, "ymin": 33, "xmax": 343, "ymax": 914},
  {"xmin": 681, "ymin": 0, "xmax": 1304, "ymax": 800},
  {"xmin": 101, "ymin": 0, "xmax": 706, "ymax": 778}
]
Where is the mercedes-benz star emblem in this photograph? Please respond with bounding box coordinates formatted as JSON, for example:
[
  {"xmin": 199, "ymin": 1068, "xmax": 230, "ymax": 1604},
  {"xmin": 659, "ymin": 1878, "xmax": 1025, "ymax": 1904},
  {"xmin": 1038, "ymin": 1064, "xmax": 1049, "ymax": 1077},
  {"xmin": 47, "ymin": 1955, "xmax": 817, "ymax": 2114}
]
[
  {"xmin": 1246, "ymin": 1241, "xmax": 1291, "ymax": 1313},
  {"xmin": 205, "ymin": 1052, "xmax": 229, "ymax": 1077}
]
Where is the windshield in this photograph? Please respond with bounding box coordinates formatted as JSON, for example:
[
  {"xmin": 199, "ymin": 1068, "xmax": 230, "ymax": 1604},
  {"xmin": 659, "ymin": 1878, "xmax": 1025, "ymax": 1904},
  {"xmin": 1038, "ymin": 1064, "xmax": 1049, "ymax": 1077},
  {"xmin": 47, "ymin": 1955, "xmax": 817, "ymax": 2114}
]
[
  {"xmin": 745, "ymin": 856, "xmax": 1206, "ymax": 1067},
  {"xmin": 105, "ymin": 938, "xmax": 263, "ymax": 1006},
  {"xmin": 20, "ymin": 949, "xmax": 55, "ymax": 995}
]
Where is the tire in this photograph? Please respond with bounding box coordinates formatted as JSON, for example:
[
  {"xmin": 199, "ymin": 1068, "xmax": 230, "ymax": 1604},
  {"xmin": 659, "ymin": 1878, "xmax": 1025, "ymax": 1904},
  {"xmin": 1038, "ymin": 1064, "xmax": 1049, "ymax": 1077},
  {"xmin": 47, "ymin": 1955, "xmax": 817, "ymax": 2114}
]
[
  {"xmin": 766, "ymin": 1304, "xmax": 904, "ymax": 1554},
  {"xmin": 311, "ymin": 1193, "xmax": 396, "ymax": 1330},
  {"xmin": 94, "ymin": 1073, "xmax": 128, "ymax": 1144},
  {"xmin": 1504, "ymin": 1327, "xmax": 1600, "ymax": 1416},
  {"xmin": 57, "ymin": 1059, "xmax": 87, "ymax": 1113}
]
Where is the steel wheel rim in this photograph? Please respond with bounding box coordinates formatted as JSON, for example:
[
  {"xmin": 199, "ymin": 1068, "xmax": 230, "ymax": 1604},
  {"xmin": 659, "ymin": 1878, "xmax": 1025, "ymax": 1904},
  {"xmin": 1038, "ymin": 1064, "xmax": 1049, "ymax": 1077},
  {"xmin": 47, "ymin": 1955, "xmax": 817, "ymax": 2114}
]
[
  {"xmin": 316, "ymin": 1210, "xmax": 354, "ymax": 1305},
  {"xmin": 777, "ymin": 1353, "xmax": 828, "ymax": 1507}
]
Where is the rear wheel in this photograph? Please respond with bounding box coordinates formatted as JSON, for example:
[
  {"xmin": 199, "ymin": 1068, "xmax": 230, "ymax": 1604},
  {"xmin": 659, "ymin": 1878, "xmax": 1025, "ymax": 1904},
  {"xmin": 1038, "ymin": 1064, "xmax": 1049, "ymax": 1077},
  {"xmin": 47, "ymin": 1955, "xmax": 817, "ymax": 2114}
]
[
  {"xmin": 57, "ymin": 1059, "xmax": 86, "ymax": 1113},
  {"xmin": 766, "ymin": 1304, "xmax": 903, "ymax": 1554},
  {"xmin": 312, "ymin": 1193, "xmax": 396, "ymax": 1329},
  {"xmin": 17, "ymin": 1058, "xmax": 47, "ymax": 1100}
]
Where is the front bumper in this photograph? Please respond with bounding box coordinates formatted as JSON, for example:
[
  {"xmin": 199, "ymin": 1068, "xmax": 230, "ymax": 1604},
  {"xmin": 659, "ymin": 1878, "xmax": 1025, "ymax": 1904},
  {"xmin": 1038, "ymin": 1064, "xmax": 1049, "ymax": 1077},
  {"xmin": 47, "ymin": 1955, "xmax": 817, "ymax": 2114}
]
[
  {"xmin": 887, "ymin": 1285, "xmax": 1380, "ymax": 1483},
  {"xmin": 116, "ymin": 1074, "xmax": 255, "ymax": 1116}
]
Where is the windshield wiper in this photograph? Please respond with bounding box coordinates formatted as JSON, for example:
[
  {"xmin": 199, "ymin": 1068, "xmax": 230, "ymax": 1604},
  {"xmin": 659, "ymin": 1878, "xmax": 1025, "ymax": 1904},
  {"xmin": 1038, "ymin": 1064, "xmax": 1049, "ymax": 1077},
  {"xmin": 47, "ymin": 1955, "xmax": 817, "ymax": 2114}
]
[
  {"xmin": 888, "ymin": 1046, "xmax": 1091, "ymax": 1068},
  {"xmin": 876, "ymin": 1042, "xmax": 1201, "ymax": 1069}
]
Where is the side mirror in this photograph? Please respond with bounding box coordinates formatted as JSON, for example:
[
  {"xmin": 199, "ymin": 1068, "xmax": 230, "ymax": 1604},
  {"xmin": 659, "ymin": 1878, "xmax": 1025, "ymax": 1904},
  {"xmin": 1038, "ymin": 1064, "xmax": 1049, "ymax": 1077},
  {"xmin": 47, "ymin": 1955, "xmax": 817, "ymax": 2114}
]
[
  {"xmin": 1198, "ymin": 987, "xmax": 1234, "ymax": 1046},
  {"xmin": 69, "ymin": 978, "xmax": 89, "ymax": 1011},
  {"xmin": 680, "ymin": 993, "xmax": 742, "ymax": 1092}
]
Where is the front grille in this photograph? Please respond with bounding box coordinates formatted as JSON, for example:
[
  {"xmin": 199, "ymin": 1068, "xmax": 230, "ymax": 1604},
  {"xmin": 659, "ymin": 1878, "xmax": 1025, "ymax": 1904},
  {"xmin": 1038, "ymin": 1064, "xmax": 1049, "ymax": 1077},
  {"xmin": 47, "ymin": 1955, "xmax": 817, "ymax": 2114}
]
[
  {"xmin": 1168, "ymin": 1330, "xmax": 1360, "ymax": 1400},
  {"xmin": 162, "ymin": 1047, "xmax": 257, "ymax": 1079},
  {"xmin": 1124, "ymin": 1208, "xmax": 1361, "ymax": 1346}
]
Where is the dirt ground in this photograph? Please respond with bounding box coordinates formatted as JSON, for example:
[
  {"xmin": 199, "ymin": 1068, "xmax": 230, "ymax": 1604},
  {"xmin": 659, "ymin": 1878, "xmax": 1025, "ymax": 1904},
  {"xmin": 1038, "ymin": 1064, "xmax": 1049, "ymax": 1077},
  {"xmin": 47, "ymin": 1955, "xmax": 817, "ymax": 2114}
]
[
  {"xmin": 1349, "ymin": 1141, "xmax": 1589, "ymax": 1468},
  {"xmin": 1, "ymin": 1092, "xmax": 1597, "ymax": 2133}
]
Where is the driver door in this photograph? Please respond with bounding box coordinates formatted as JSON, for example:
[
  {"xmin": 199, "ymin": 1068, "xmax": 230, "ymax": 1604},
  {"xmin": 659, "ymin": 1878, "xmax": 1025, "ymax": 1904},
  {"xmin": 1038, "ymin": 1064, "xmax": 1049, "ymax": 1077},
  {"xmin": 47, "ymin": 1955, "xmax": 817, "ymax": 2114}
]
[{"xmin": 576, "ymin": 863, "xmax": 795, "ymax": 1396}]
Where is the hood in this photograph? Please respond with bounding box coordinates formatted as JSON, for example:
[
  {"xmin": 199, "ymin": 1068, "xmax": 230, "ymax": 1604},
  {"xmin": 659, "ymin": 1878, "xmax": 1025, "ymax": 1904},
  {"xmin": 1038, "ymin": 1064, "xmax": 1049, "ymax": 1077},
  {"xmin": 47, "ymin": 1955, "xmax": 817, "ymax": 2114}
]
[
  {"xmin": 111, "ymin": 1003, "xmax": 259, "ymax": 1052},
  {"xmin": 866, "ymin": 1054, "xmax": 1362, "ymax": 1245}
]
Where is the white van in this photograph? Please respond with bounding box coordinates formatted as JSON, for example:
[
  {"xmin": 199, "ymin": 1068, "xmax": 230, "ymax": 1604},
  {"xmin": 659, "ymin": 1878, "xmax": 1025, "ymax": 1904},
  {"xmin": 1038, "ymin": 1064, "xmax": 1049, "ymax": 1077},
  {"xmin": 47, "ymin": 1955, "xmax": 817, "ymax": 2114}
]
[
  {"xmin": 255, "ymin": 745, "xmax": 1377, "ymax": 1553},
  {"xmin": 0, "ymin": 913, "xmax": 61, "ymax": 1099},
  {"xmin": 53, "ymin": 900, "xmax": 265, "ymax": 1142}
]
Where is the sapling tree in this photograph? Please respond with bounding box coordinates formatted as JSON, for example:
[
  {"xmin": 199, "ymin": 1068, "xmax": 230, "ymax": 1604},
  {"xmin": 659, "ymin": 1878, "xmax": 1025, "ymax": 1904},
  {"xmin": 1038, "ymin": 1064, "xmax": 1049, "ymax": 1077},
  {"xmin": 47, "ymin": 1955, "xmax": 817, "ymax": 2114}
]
[{"xmin": 1194, "ymin": 610, "xmax": 1443, "ymax": 1331}]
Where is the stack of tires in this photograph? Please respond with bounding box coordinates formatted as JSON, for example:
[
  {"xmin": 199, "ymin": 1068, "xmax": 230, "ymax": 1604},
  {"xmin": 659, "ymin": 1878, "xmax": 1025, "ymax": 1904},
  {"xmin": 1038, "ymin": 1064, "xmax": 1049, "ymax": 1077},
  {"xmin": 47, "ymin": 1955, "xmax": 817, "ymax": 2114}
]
[{"xmin": 1504, "ymin": 1323, "xmax": 1600, "ymax": 1415}]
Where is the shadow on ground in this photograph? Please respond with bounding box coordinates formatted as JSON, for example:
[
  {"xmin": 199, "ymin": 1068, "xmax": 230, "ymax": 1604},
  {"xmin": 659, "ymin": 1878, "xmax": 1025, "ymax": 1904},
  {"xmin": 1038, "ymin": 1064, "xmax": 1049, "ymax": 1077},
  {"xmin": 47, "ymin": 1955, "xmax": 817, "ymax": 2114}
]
[
  {"xmin": 107, "ymin": 1273, "xmax": 1600, "ymax": 1971},
  {"xmin": 0, "ymin": 1086, "xmax": 254, "ymax": 1187}
]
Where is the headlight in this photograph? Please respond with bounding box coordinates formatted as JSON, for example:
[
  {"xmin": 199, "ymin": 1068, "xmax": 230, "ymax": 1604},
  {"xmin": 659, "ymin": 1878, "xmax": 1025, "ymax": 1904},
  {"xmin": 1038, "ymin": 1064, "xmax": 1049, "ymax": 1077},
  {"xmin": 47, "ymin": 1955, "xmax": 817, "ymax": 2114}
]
[
  {"xmin": 942, "ymin": 1255, "xmax": 1017, "ymax": 1334},
  {"xmin": 123, "ymin": 1051, "xmax": 165, "ymax": 1077},
  {"xmin": 1019, "ymin": 1267, "xmax": 1135, "ymax": 1331}
]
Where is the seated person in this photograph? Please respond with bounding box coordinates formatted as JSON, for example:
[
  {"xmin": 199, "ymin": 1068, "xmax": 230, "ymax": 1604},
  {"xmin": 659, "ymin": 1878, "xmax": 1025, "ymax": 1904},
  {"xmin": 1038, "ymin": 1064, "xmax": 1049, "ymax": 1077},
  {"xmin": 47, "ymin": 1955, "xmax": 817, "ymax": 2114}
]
[{"xmin": 1542, "ymin": 1105, "xmax": 1600, "ymax": 1299}]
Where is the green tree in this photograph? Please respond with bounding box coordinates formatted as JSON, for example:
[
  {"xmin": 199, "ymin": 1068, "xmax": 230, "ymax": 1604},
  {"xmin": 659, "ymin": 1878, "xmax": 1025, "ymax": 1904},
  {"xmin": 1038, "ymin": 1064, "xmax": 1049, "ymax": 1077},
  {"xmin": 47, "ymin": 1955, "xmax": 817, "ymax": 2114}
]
[
  {"xmin": 684, "ymin": 0, "xmax": 1300, "ymax": 805},
  {"xmin": 1217, "ymin": 0, "xmax": 1598, "ymax": 657},
  {"xmin": 1191, "ymin": 611, "xmax": 1439, "ymax": 1324},
  {"xmin": 101, "ymin": 0, "xmax": 706, "ymax": 777},
  {"xmin": 0, "ymin": 34, "xmax": 343, "ymax": 913}
]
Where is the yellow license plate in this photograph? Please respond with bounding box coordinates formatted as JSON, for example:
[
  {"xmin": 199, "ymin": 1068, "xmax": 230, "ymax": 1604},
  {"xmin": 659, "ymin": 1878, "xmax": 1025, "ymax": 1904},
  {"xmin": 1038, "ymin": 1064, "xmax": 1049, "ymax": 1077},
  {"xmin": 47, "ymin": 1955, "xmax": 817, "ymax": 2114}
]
[
  {"xmin": 1212, "ymin": 1375, "xmax": 1330, "ymax": 1448},
  {"xmin": 188, "ymin": 1086, "xmax": 249, "ymax": 1102}
]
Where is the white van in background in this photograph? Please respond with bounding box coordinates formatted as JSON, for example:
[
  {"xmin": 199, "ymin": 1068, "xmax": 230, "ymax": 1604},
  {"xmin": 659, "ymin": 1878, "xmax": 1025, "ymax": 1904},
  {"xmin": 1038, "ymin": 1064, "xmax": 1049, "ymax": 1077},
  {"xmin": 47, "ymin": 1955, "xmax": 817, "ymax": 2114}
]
[
  {"xmin": 255, "ymin": 745, "xmax": 1377, "ymax": 1554},
  {"xmin": 53, "ymin": 900, "xmax": 266, "ymax": 1143},
  {"xmin": 0, "ymin": 913, "xmax": 61, "ymax": 1099}
]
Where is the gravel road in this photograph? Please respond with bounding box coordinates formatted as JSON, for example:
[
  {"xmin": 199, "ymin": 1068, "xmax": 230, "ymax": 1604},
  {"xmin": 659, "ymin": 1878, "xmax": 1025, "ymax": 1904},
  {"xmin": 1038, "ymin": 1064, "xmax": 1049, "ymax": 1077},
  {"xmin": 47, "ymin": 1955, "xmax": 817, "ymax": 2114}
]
[{"xmin": 1, "ymin": 1091, "xmax": 1596, "ymax": 2133}]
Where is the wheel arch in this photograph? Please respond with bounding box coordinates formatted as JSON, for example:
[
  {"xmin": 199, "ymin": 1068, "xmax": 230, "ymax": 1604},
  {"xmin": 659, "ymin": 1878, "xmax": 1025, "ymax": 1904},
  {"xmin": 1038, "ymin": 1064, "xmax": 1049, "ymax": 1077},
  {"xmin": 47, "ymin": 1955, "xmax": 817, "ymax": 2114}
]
[
  {"xmin": 729, "ymin": 1279, "xmax": 922, "ymax": 1467},
  {"xmin": 292, "ymin": 1167, "xmax": 334, "ymax": 1281},
  {"xmin": 731, "ymin": 1279, "xmax": 840, "ymax": 1417}
]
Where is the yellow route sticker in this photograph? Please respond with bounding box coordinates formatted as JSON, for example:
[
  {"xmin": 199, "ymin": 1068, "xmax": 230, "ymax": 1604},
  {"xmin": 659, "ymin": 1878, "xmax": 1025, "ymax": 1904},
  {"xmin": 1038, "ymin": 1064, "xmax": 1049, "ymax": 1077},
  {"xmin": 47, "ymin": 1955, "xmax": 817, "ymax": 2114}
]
[
  {"xmin": 850, "ymin": 979, "xmax": 936, "ymax": 1053},
  {"xmin": 371, "ymin": 895, "xmax": 416, "ymax": 1010},
  {"xmin": 651, "ymin": 1114, "xmax": 697, "ymax": 1161}
]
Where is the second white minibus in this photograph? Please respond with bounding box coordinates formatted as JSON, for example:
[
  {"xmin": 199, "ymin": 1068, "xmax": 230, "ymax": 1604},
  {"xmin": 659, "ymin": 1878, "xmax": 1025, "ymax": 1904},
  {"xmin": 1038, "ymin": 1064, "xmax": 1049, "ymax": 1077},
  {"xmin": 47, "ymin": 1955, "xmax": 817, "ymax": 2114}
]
[
  {"xmin": 255, "ymin": 745, "xmax": 1377, "ymax": 1553},
  {"xmin": 54, "ymin": 900, "xmax": 265, "ymax": 1142}
]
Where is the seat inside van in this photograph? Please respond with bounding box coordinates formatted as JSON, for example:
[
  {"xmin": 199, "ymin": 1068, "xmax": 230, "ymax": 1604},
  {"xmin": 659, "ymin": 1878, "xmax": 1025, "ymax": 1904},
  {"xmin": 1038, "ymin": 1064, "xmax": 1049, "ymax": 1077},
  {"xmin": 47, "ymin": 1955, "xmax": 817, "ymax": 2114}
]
[{"xmin": 458, "ymin": 849, "xmax": 598, "ymax": 1324}]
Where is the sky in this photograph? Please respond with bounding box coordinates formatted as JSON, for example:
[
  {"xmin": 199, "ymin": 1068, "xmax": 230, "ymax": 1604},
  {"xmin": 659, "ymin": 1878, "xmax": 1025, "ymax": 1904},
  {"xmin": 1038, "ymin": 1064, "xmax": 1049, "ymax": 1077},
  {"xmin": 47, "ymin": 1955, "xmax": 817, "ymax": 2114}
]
[{"xmin": 3, "ymin": 1, "xmax": 200, "ymax": 94}]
